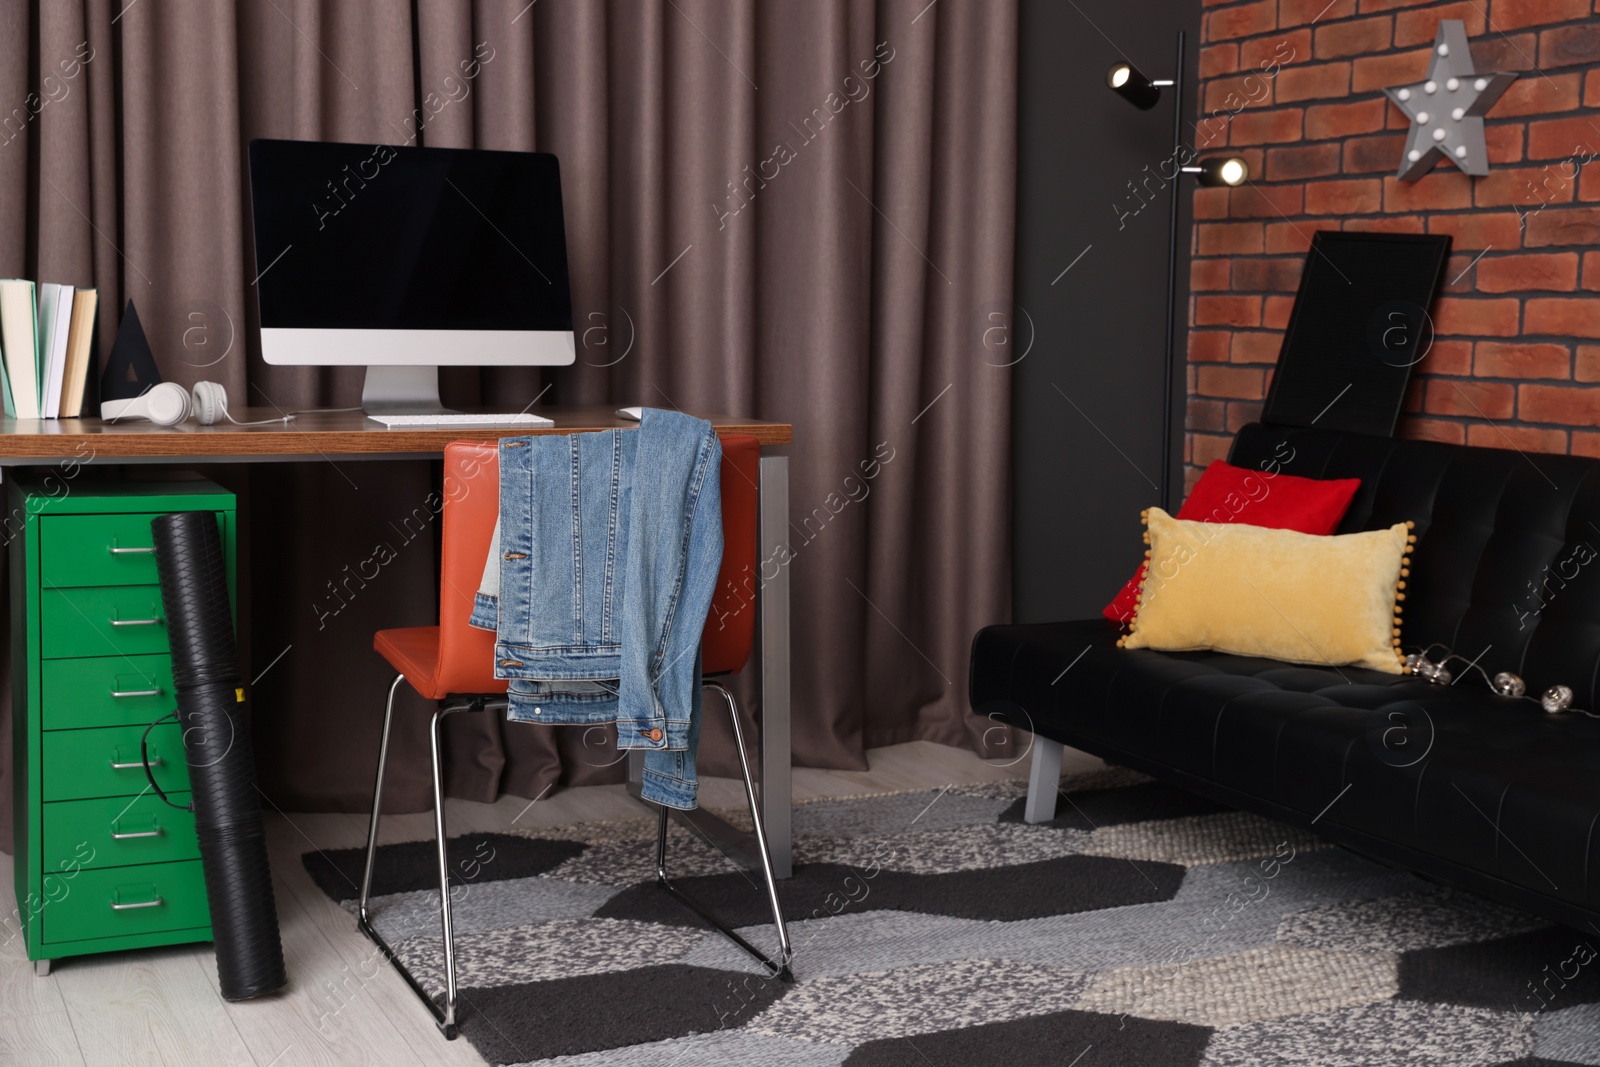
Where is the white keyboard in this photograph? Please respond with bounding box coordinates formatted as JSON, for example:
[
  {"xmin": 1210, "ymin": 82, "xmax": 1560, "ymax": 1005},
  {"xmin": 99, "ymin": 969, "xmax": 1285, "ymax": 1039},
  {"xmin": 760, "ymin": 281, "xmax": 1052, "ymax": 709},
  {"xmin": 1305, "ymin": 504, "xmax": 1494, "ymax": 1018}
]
[{"xmin": 368, "ymin": 412, "xmax": 554, "ymax": 428}]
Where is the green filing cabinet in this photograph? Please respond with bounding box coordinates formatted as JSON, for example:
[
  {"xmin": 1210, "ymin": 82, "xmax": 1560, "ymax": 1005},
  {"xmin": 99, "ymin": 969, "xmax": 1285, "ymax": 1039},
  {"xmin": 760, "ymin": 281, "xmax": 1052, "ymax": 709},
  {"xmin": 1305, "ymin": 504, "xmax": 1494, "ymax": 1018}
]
[{"xmin": 9, "ymin": 478, "xmax": 235, "ymax": 973}]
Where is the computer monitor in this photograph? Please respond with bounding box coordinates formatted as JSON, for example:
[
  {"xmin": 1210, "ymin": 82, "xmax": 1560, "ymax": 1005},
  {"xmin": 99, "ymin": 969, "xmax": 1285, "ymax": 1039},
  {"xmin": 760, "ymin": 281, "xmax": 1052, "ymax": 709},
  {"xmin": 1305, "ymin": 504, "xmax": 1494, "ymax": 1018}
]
[{"xmin": 247, "ymin": 138, "xmax": 574, "ymax": 415}]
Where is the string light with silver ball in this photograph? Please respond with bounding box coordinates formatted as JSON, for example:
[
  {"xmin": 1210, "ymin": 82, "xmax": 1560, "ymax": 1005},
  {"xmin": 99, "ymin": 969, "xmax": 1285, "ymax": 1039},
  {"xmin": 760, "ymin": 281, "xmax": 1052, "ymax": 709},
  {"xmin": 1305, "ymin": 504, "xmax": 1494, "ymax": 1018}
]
[
  {"xmin": 1542, "ymin": 685, "xmax": 1574, "ymax": 713},
  {"xmin": 1491, "ymin": 671, "xmax": 1526, "ymax": 698},
  {"xmin": 1406, "ymin": 644, "xmax": 1591, "ymax": 716}
]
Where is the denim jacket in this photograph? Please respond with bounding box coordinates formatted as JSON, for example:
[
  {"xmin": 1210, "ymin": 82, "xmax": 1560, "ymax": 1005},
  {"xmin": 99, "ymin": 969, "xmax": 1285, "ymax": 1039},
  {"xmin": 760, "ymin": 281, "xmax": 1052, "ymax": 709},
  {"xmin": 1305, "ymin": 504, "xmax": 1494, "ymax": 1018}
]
[{"xmin": 469, "ymin": 408, "xmax": 723, "ymax": 809}]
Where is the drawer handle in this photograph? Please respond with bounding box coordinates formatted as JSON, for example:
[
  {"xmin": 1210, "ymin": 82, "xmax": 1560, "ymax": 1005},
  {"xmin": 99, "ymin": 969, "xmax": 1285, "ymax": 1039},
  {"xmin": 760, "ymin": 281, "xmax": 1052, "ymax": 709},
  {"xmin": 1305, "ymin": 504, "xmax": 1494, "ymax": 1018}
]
[
  {"xmin": 108, "ymin": 546, "xmax": 156, "ymax": 555},
  {"xmin": 111, "ymin": 828, "xmax": 164, "ymax": 840},
  {"xmin": 111, "ymin": 757, "xmax": 159, "ymax": 770},
  {"xmin": 110, "ymin": 688, "xmax": 163, "ymax": 699},
  {"xmin": 110, "ymin": 617, "xmax": 163, "ymax": 628},
  {"xmin": 110, "ymin": 895, "xmax": 163, "ymax": 911}
]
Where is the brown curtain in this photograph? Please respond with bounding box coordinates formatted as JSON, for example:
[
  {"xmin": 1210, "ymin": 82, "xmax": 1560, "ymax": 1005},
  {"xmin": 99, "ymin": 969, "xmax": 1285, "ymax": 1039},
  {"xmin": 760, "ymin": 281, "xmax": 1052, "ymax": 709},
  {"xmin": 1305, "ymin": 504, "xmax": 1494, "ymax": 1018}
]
[{"xmin": 0, "ymin": 0, "xmax": 1016, "ymax": 848}]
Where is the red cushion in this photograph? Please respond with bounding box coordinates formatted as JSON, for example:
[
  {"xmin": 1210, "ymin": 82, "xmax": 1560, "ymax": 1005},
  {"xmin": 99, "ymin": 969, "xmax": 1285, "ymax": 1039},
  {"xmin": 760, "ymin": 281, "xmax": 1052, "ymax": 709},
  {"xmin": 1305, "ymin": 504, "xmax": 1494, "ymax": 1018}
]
[{"xmin": 1102, "ymin": 460, "xmax": 1362, "ymax": 625}]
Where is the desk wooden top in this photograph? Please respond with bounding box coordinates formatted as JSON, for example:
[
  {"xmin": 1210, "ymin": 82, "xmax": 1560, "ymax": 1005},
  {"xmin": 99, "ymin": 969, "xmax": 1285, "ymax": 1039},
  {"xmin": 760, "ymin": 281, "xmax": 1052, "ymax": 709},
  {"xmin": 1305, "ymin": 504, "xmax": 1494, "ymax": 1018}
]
[{"xmin": 0, "ymin": 407, "xmax": 792, "ymax": 462}]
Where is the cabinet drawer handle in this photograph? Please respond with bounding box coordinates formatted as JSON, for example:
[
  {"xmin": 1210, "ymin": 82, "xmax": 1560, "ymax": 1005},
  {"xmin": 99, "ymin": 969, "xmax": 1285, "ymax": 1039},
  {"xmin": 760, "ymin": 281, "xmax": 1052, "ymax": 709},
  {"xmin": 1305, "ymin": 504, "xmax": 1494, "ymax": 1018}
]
[
  {"xmin": 109, "ymin": 617, "xmax": 162, "ymax": 628},
  {"xmin": 110, "ymin": 688, "xmax": 162, "ymax": 699},
  {"xmin": 108, "ymin": 546, "xmax": 156, "ymax": 555},
  {"xmin": 110, "ymin": 896, "xmax": 163, "ymax": 910},
  {"xmin": 111, "ymin": 828, "xmax": 164, "ymax": 840},
  {"xmin": 111, "ymin": 757, "xmax": 159, "ymax": 770}
]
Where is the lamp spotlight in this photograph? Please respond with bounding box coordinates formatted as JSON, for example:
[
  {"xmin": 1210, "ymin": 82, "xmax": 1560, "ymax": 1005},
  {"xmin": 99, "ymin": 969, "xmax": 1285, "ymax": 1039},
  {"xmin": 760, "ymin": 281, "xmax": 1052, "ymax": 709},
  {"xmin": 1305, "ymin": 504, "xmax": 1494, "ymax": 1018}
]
[
  {"xmin": 1184, "ymin": 156, "xmax": 1250, "ymax": 187},
  {"xmin": 1106, "ymin": 61, "xmax": 1165, "ymax": 110}
]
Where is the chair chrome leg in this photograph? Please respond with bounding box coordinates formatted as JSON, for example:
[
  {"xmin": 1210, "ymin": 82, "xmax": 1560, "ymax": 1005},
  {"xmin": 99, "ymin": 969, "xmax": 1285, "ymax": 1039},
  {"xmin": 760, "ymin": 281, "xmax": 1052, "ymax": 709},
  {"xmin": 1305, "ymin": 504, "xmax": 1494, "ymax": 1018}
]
[
  {"xmin": 428, "ymin": 703, "xmax": 459, "ymax": 1037},
  {"xmin": 356, "ymin": 679, "xmax": 487, "ymax": 1041},
  {"xmin": 358, "ymin": 674, "xmax": 405, "ymax": 925},
  {"xmin": 654, "ymin": 682, "xmax": 793, "ymax": 982},
  {"xmin": 712, "ymin": 681, "xmax": 794, "ymax": 979}
]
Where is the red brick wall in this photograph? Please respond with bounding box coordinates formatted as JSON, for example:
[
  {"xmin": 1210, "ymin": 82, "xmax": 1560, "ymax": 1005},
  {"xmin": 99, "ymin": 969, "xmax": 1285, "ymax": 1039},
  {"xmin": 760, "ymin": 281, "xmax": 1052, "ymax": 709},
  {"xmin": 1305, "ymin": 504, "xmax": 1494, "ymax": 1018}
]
[{"xmin": 1187, "ymin": 0, "xmax": 1600, "ymax": 490}]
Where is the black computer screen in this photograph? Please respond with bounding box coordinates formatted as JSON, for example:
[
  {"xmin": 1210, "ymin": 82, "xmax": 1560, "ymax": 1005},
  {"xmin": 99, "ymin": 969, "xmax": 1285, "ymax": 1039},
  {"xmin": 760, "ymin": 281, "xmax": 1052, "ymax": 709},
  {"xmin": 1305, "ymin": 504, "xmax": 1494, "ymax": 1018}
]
[{"xmin": 248, "ymin": 139, "xmax": 572, "ymax": 331}]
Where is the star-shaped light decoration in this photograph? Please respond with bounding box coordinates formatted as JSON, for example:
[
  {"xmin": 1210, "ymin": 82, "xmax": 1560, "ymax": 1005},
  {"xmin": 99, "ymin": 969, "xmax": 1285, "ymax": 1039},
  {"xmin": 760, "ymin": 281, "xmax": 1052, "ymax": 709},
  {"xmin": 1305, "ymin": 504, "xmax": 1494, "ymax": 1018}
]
[{"xmin": 1383, "ymin": 19, "xmax": 1517, "ymax": 181}]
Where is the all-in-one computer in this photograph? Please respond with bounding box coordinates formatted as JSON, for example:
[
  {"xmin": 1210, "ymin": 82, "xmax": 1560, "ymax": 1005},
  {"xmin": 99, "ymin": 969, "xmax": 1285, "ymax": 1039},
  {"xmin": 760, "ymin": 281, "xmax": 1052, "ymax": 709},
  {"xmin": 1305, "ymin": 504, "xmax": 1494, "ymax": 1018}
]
[{"xmin": 247, "ymin": 139, "xmax": 574, "ymax": 424}]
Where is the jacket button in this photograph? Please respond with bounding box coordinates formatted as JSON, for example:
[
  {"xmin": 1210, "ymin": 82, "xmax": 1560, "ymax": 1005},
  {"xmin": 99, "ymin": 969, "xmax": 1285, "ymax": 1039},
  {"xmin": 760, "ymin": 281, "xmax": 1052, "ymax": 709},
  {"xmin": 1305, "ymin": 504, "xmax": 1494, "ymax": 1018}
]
[{"xmin": 646, "ymin": 728, "xmax": 663, "ymax": 742}]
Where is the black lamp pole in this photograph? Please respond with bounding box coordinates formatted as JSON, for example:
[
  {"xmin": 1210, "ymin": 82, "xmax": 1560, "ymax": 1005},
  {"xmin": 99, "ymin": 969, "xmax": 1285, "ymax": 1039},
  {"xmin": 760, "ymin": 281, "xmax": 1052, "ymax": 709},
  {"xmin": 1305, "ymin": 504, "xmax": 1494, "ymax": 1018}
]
[
  {"xmin": 1160, "ymin": 30, "xmax": 1185, "ymax": 513},
  {"xmin": 1107, "ymin": 34, "xmax": 1248, "ymax": 511}
]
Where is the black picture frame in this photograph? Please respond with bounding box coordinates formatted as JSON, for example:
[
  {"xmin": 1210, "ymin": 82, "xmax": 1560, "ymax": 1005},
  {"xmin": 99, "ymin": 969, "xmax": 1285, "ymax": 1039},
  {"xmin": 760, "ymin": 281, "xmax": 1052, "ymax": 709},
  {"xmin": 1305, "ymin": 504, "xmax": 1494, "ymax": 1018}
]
[{"xmin": 1260, "ymin": 231, "xmax": 1452, "ymax": 438}]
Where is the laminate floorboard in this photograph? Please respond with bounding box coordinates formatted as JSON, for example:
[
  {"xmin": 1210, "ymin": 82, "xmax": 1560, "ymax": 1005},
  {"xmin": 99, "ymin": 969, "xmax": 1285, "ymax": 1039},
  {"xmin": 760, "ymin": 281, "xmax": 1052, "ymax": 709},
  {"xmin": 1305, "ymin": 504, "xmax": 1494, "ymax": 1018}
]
[
  {"xmin": 53, "ymin": 943, "xmax": 254, "ymax": 1067},
  {"xmin": 0, "ymin": 1012, "xmax": 84, "ymax": 1065}
]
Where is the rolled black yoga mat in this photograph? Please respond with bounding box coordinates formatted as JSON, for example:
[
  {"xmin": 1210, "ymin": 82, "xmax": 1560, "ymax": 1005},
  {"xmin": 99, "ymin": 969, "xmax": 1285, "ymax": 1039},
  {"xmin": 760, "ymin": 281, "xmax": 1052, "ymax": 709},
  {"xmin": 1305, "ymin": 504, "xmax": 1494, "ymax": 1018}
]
[{"xmin": 151, "ymin": 510, "xmax": 287, "ymax": 1001}]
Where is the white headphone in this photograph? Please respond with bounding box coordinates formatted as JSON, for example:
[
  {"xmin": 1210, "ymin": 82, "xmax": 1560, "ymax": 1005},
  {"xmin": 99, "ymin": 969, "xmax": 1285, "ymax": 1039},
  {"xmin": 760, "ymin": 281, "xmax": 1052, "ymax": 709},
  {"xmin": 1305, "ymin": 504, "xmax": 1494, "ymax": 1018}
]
[{"xmin": 100, "ymin": 382, "xmax": 293, "ymax": 427}]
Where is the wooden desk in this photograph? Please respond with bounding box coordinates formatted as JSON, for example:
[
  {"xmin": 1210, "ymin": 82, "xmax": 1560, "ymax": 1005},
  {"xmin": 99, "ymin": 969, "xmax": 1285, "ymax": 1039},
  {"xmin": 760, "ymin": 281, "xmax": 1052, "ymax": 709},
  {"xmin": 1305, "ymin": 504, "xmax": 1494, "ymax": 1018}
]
[
  {"xmin": 0, "ymin": 406, "xmax": 792, "ymax": 461},
  {"xmin": 0, "ymin": 407, "xmax": 796, "ymax": 876}
]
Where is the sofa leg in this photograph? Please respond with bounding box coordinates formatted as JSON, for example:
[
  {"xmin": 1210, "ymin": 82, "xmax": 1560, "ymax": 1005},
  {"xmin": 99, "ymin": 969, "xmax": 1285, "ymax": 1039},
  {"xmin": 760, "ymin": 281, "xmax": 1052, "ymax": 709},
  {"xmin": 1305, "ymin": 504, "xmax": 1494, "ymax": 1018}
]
[{"xmin": 1024, "ymin": 735, "xmax": 1063, "ymax": 824}]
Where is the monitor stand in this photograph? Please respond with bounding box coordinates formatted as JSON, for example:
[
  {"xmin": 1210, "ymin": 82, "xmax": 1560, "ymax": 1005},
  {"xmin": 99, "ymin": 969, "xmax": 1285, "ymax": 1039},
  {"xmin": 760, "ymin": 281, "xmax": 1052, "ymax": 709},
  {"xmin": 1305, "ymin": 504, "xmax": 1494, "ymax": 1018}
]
[{"xmin": 361, "ymin": 365, "xmax": 456, "ymax": 417}]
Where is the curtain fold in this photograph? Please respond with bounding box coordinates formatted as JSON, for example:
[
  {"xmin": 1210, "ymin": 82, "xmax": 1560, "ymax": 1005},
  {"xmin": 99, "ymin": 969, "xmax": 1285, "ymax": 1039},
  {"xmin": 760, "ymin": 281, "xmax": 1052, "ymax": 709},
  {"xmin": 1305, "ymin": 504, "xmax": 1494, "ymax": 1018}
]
[{"xmin": 0, "ymin": 0, "xmax": 1017, "ymax": 850}]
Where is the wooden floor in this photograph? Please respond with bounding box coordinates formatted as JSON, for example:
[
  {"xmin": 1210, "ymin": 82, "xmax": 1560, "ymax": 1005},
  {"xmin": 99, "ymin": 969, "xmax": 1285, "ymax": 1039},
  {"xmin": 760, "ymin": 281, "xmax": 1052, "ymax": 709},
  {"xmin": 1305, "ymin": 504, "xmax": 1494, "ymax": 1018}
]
[{"xmin": 0, "ymin": 741, "xmax": 1099, "ymax": 1067}]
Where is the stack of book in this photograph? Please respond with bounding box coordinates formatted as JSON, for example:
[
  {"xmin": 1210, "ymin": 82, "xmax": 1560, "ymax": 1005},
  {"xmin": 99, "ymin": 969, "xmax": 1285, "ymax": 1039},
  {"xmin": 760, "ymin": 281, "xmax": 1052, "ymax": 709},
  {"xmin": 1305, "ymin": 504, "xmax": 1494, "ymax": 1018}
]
[{"xmin": 0, "ymin": 279, "xmax": 98, "ymax": 419}]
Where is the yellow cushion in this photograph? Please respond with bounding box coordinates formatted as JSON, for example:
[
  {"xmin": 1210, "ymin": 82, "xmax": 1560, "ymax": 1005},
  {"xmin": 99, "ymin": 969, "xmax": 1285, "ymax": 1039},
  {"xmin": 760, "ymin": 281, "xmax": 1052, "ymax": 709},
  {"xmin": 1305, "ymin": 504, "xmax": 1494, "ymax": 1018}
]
[{"xmin": 1119, "ymin": 507, "xmax": 1412, "ymax": 674}]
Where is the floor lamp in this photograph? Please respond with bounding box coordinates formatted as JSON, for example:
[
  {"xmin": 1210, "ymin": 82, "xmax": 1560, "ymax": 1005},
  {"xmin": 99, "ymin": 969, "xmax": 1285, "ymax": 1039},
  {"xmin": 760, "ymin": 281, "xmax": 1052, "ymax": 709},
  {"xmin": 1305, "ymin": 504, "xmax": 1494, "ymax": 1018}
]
[{"xmin": 1106, "ymin": 31, "xmax": 1248, "ymax": 511}]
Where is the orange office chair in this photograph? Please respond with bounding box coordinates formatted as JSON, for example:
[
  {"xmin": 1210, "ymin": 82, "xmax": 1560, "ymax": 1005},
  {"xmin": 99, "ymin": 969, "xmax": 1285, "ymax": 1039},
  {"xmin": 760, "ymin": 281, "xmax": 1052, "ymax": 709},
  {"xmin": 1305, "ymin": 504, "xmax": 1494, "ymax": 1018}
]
[{"xmin": 357, "ymin": 435, "xmax": 791, "ymax": 1040}]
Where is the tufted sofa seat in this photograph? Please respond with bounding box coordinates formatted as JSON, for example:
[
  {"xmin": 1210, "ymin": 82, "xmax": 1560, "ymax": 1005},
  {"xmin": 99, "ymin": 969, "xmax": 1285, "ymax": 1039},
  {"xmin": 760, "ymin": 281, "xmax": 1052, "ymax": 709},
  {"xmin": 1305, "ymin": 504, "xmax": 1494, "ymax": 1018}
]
[{"xmin": 971, "ymin": 422, "xmax": 1600, "ymax": 932}]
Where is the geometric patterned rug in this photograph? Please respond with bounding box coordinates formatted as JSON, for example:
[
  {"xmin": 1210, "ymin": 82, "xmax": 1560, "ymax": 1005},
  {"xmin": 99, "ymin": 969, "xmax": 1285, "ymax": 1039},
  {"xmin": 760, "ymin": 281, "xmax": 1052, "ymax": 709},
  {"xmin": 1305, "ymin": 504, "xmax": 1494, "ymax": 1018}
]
[{"xmin": 302, "ymin": 766, "xmax": 1600, "ymax": 1066}]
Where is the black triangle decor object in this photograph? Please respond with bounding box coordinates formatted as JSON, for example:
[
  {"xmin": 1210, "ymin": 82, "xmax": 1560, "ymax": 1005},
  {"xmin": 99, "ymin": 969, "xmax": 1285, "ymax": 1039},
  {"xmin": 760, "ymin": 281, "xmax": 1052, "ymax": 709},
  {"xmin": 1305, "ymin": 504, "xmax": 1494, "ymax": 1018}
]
[{"xmin": 99, "ymin": 299, "xmax": 162, "ymax": 403}]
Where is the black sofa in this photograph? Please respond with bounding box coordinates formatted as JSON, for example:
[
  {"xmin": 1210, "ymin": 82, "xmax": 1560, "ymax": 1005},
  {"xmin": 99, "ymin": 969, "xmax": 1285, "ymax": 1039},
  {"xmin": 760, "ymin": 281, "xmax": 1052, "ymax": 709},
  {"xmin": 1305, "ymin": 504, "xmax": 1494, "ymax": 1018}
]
[{"xmin": 972, "ymin": 422, "xmax": 1600, "ymax": 933}]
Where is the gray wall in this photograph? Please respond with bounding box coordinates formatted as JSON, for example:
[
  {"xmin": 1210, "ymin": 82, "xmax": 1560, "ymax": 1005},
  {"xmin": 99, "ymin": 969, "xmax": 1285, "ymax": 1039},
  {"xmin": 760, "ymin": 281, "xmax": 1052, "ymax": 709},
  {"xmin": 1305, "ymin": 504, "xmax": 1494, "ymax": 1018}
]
[{"xmin": 1013, "ymin": 0, "xmax": 1202, "ymax": 623}]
